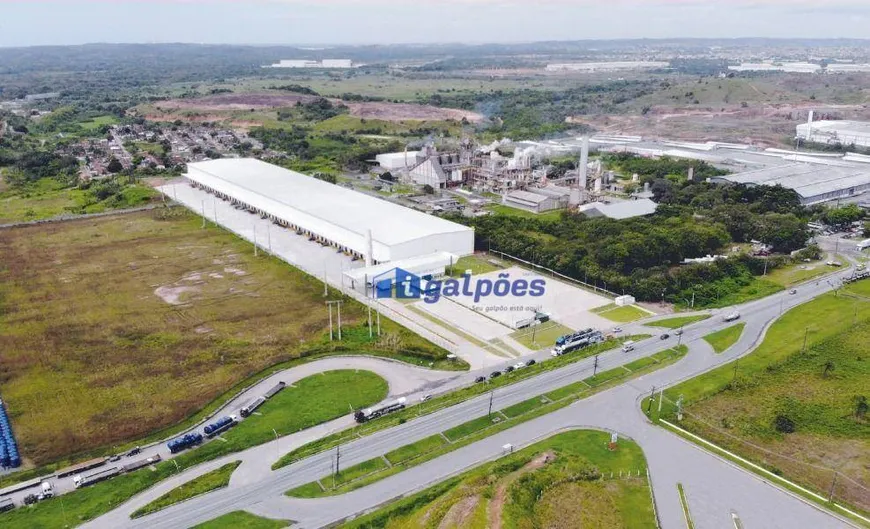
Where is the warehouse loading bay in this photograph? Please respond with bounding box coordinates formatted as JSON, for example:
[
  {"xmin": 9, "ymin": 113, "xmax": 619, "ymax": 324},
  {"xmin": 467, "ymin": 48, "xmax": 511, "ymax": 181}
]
[{"xmin": 161, "ymin": 181, "xmax": 626, "ymax": 363}]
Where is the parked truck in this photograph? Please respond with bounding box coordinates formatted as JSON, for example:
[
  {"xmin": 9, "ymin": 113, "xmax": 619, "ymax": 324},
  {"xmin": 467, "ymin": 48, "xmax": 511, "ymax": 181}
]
[
  {"xmin": 122, "ymin": 454, "xmax": 161, "ymax": 473},
  {"xmin": 354, "ymin": 398, "xmax": 406, "ymax": 423},
  {"xmin": 203, "ymin": 415, "xmax": 238, "ymax": 438},
  {"xmin": 73, "ymin": 467, "xmax": 120, "ymax": 488},
  {"xmin": 167, "ymin": 432, "xmax": 203, "ymax": 454},
  {"xmin": 856, "ymin": 239, "xmax": 870, "ymax": 251},
  {"xmin": 551, "ymin": 330, "xmax": 604, "ymax": 357},
  {"xmin": 0, "ymin": 497, "xmax": 14, "ymax": 513},
  {"xmin": 57, "ymin": 457, "xmax": 107, "ymax": 478},
  {"xmin": 262, "ymin": 382, "xmax": 286, "ymax": 400},
  {"xmin": 240, "ymin": 397, "xmax": 266, "ymax": 418}
]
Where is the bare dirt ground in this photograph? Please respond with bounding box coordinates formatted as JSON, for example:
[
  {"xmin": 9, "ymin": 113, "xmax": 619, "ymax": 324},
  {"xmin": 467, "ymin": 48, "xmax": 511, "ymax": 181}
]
[
  {"xmin": 488, "ymin": 451, "xmax": 556, "ymax": 529},
  {"xmin": 151, "ymin": 92, "xmax": 482, "ymax": 123},
  {"xmin": 437, "ymin": 495, "xmax": 480, "ymax": 529},
  {"xmin": 571, "ymin": 102, "xmax": 870, "ymax": 146}
]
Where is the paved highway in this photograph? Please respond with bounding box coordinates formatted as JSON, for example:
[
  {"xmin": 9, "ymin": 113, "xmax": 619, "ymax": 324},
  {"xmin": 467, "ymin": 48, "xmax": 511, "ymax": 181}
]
[{"xmin": 84, "ymin": 264, "xmax": 863, "ymax": 529}]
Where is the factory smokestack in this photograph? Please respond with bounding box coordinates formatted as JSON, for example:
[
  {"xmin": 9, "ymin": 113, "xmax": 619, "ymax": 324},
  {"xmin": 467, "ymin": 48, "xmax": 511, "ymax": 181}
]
[
  {"xmin": 365, "ymin": 229, "xmax": 374, "ymax": 267},
  {"xmin": 807, "ymin": 110, "xmax": 815, "ymax": 138},
  {"xmin": 579, "ymin": 136, "xmax": 589, "ymax": 188}
]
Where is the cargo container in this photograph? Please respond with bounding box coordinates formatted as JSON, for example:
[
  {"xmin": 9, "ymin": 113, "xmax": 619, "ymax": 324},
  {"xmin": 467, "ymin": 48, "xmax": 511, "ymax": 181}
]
[
  {"xmin": 204, "ymin": 415, "xmax": 238, "ymax": 437},
  {"xmin": 167, "ymin": 433, "xmax": 203, "ymax": 454}
]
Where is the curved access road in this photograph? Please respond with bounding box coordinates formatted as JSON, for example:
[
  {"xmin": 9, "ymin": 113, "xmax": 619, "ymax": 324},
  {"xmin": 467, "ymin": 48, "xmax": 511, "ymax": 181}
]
[
  {"xmin": 2, "ymin": 356, "xmax": 464, "ymax": 507},
  {"xmin": 86, "ymin": 266, "xmax": 863, "ymax": 529}
]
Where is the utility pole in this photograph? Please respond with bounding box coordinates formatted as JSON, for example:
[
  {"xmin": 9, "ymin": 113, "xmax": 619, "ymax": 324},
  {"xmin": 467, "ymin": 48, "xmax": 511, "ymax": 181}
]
[
  {"xmin": 253, "ymin": 224, "xmax": 258, "ymax": 257},
  {"xmin": 732, "ymin": 358, "xmax": 740, "ymax": 383},
  {"xmin": 691, "ymin": 290, "xmax": 695, "ymax": 309},
  {"xmin": 658, "ymin": 387, "xmax": 665, "ymax": 413},
  {"xmin": 327, "ymin": 302, "xmax": 334, "ymax": 341},
  {"xmin": 267, "ymin": 223, "xmax": 272, "ymax": 253},
  {"xmin": 677, "ymin": 325, "xmax": 684, "ymax": 347},
  {"xmin": 201, "ymin": 200, "xmax": 206, "ymax": 228},
  {"xmin": 376, "ymin": 304, "xmax": 381, "ymax": 336},
  {"xmin": 488, "ymin": 391, "xmax": 494, "ymax": 417},
  {"xmin": 802, "ymin": 327, "xmax": 809, "ymax": 353},
  {"xmin": 763, "ymin": 257, "xmax": 768, "ymax": 276},
  {"xmin": 323, "ymin": 264, "xmax": 328, "ymax": 297},
  {"xmin": 829, "ymin": 471, "xmax": 838, "ymax": 502},
  {"xmin": 593, "ymin": 354, "xmax": 599, "ymax": 376},
  {"xmin": 367, "ymin": 305, "xmax": 373, "ymax": 338},
  {"xmin": 676, "ymin": 394, "xmax": 684, "ymax": 421},
  {"xmin": 326, "ymin": 300, "xmax": 343, "ymax": 340},
  {"xmin": 647, "ymin": 386, "xmax": 656, "ymax": 413},
  {"xmin": 213, "ymin": 197, "xmax": 218, "ymax": 223}
]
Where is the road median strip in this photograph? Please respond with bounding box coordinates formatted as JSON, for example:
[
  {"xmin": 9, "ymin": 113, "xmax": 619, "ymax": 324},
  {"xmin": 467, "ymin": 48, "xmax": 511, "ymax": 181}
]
[{"xmin": 285, "ymin": 345, "xmax": 688, "ymax": 498}]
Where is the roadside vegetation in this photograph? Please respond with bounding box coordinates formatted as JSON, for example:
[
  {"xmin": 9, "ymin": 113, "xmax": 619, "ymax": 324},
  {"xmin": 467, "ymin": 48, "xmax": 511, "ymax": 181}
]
[
  {"xmin": 652, "ymin": 279, "xmax": 870, "ymax": 516},
  {"xmin": 0, "ymin": 210, "xmax": 454, "ymax": 473},
  {"xmin": 194, "ymin": 511, "xmax": 289, "ymax": 529},
  {"xmin": 131, "ymin": 460, "xmax": 241, "ymax": 518},
  {"xmin": 286, "ymin": 346, "xmax": 686, "ymax": 498},
  {"xmin": 273, "ymin": 334, "xmax": 652, "ymax": 470},
  {"xmin": 0, "ymin": 371, "xmax": 387, "ymax": 529},
  {"xmin": 592, "ymin": 303, "xmax": 652, "ymax": 323},
  {"xmin": 338, "ymin": 430, "xmax": 655, "ymax": 529},
  {"xmin": 647, "ymin": 314, "xmax": 710, "ymax": 329},
  {"xmin": 702, "ymin": 323, "xmax": 745, "ymax": 353}
]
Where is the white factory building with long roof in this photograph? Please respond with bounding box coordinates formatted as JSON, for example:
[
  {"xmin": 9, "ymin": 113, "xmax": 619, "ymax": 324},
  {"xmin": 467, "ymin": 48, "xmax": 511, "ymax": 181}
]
[{"xmin": 185, "ymin": 158, "xmax": 474, "ymax": 265}]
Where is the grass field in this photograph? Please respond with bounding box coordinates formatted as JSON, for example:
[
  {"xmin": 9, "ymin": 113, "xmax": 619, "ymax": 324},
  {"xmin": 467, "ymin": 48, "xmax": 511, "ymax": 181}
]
[
  {"xmin": 487, "ymin": 204, "xmax": 565, "ymax": 222},
  {"xmin": 655, "ymin": 280, "xmax": 870, "ymax": 515},
  {"xmin": 0, "ymin": 177, "xmax": 157, "ymax": 224},
  {"xmin": 132, "ymin": 461, "xmax": 241, "ymax": 518},
  {"xmin": 509, "ymin": 321, "xmax": 574, "ymax": 350},
  {"xmin": 764, "ymin": 260, "xmax": 833, "ymax": 287},
  {"xmin": 194, "ymin": 511, "xmax": 289, "ymax": 529},
  {"xmin": 339, "ymin": 430, "xmax": 654, "ymax": 529},
  {"xmin": 164, "ymin": 370, "xmax": 388, "ymax": 469},
  {"xmin": 447, "ymin": 254, "xmax": 502, "ymax": 277},
  {"xmin": 689, "ymin": 278, "xmax": 783, "ymax": 309},
  {"xmin": 702, "ymin": 323, "xmax": 745, "ymax": 354},
  {"xmin": 646, "ymin": 314, "xmax": 710, "ymax": 329},
  {"xmin": 592, "ymin": 304, "xmax": 652, "ymax": 323},
  {"xmin": 0, "ymin": 209, "xmax": 450, "ymax": 469}
]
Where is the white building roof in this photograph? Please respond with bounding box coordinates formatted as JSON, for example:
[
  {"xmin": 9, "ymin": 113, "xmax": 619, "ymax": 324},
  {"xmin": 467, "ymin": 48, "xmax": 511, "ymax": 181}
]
[
  {"xmin": 578, "ymin": 198, "xmax": 658, "ymax": 220},
  {"xmin": 506, "ymin": 190, "xmax": 550, "ymax": 205},
  {"xmin": 719, "ymin": 163, "xmax": 870, "ymax": 200},
  {"xmin": 185, "ymin": 159, "xmax": 472, "ymax": 257}
]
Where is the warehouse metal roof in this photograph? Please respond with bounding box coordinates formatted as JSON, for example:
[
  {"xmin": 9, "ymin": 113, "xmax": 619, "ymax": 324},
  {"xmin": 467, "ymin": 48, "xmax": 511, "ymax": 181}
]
[
  {"xmin": 719, "ymin": 163, "xmax": 870, "ymax": 199},
  {"xmin": 578, "ymin": 198, "xmax": 658, "ymax": 220},
  {"xmin": 185, "ymin": 159, "xmax": 472, "ymax": 247}
]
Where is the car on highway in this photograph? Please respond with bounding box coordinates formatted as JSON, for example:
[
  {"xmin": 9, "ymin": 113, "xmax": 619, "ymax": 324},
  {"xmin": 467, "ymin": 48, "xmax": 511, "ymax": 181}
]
[
  {"xmin": 723, "ymin": 311, "xmax": 741, "ymax": 322},
  {"xmin": 512, "ymin": 362, "xmax": 526, "ymax": 370},
  {"xmin": 474, "ymin": 376, "xmax": 486, "ymax": 383},
  {"xmin": 660, "ymin": 333, "xmax": 670, "ymax": 340},
  {"xmin": 503, "ymin": 365, "xmax": 515, "ymax": 374},
  {"xmin": 489, "ymin": 371, "xmax": 501, "ymax": 380},
  {"xmin": 525, "ymin": 359, "xmax": 536, "ymax": 367},
  {"xmin": 675, "ymin": 329, "xmax": 683, "ymax": 336},
  {"xmin": 621, "ymin": 340, "xmax": 636, "ymax": 352},
  {"xmin": 420, "ymin": 394, "xmax": 432, "ymax": 402},
  {"xmin": 108, "ymin": 455, "xmax": 121, "ymax": 463},
  {"xmin": 126, "ymin": 446, "xmax": 141, "ymax": 457},
  {"xmin": 789, "ymin": 289, "xmax": 797, "ymax": 295},
  {"xmin": 612, "ymin": 327, "xmax": 623, "ymax": 333}
]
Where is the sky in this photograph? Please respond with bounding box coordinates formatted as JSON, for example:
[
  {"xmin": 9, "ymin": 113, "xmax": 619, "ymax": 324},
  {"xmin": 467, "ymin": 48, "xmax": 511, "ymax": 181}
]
[{"xmin": 1, "ymin": 0, "xmax": 869, "ymax": 47}]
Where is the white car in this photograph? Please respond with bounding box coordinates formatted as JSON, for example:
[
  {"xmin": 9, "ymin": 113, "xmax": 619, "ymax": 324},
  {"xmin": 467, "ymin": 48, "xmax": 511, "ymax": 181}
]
[
  {"xmin": 612, "ymin": 327, "xmax": 623, "ymax": 333},
  {"xmin": 513, "ymin": 362, "xmax": 526, "ymax": 370}
]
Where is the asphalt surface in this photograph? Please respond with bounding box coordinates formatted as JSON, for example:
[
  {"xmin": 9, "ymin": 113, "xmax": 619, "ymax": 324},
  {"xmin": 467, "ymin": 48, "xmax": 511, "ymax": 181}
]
[
  {"xmin": 81, "ymin": 261, "xmax": 864, "ymax": 529},
  {"xmin": 0, "ymin": 357, "xmax": 461, "ymax": 506}
]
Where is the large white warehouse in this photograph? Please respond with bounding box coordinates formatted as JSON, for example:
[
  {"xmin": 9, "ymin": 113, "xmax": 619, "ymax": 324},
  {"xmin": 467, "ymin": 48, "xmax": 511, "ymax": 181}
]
[
  {"xmin": 797, "ymin": 120, "xmax": 870, "ymax": 149},
  {"xmin": 185, "ymin": 159, "xmax": 474, "ymax": 263}
]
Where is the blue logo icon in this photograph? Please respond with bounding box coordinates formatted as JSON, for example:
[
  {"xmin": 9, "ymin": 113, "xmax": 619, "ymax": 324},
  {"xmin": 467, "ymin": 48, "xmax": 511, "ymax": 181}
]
[{"xmin": 372, "ymin": 268, "xmax": 545, "ymax": 304}]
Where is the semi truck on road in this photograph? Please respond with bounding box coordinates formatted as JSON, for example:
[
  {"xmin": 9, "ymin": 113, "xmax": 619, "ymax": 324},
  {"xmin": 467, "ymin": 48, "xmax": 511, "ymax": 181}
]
[
  {"xmin": 73, "ymin": 467, "xmax": 120, "ymax": 488},
  {"xmin": 354, "ymin": 398, "xmax": 406, "ymax": 423}
]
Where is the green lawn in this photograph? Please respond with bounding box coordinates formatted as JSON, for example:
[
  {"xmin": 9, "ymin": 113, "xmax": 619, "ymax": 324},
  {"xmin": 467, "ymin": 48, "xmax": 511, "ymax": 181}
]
[
  {"xmin": 384, "ymin": 434, "xmax": 448, "ymax": 466},
  {"xmin": 509, "ymin": 321, "xmax": 575, "ymax": 350},
  {"xmin": 79, "ymin": 115, "xmax": 120, "ymax": 131},
  {"xmin": 443, "ymin": 414, "xmax": 505, "ymax": 442},
  {"xmin": 592, "ymin": 304, "xmax": 652, "ymax": 323},
  {"xmin": 340, "ymin": 430, "xmax": 653, "ymax": 529},
  {"xmin": 286, "ymin": 344, "xmax": 688, "ymax": 500},
  {"xmin": 193, "ymin": 511, "xmax": 289, "ymax": 529},
  {"xmin": 132, "ymin": 461, "xmax": 241, "ymax": 518},
  {"xmin": 272, "ymin": 335, "xmax": 651, "ymax": 471},
  {"xmin": 655, "ymin": 279, "xmax": 870, "ymax": 516},
  {"xmin": 765, "ymin": 260, "xmax": 832, "ymax": 287},
  {"xmin": 487, "ymin": 204, "xmax": 565, "ymax": 222},
  {"xmin": 447, "ymin": 254, "xmax": 502, "ymax": 277},
  {"xmin": 690, "ymin": 278, "xmax": 783, "ymax": 309},
  {"xmin": 646, "ymin": 314, "xmax": 711, "ymax": 329},
  {"xmin": 702, "ymin": 323, "xmax": 745, "ymax": 353},
  {"xmin": 167, "ymin": 370, "xmax": 388, "ymax": 469}
]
